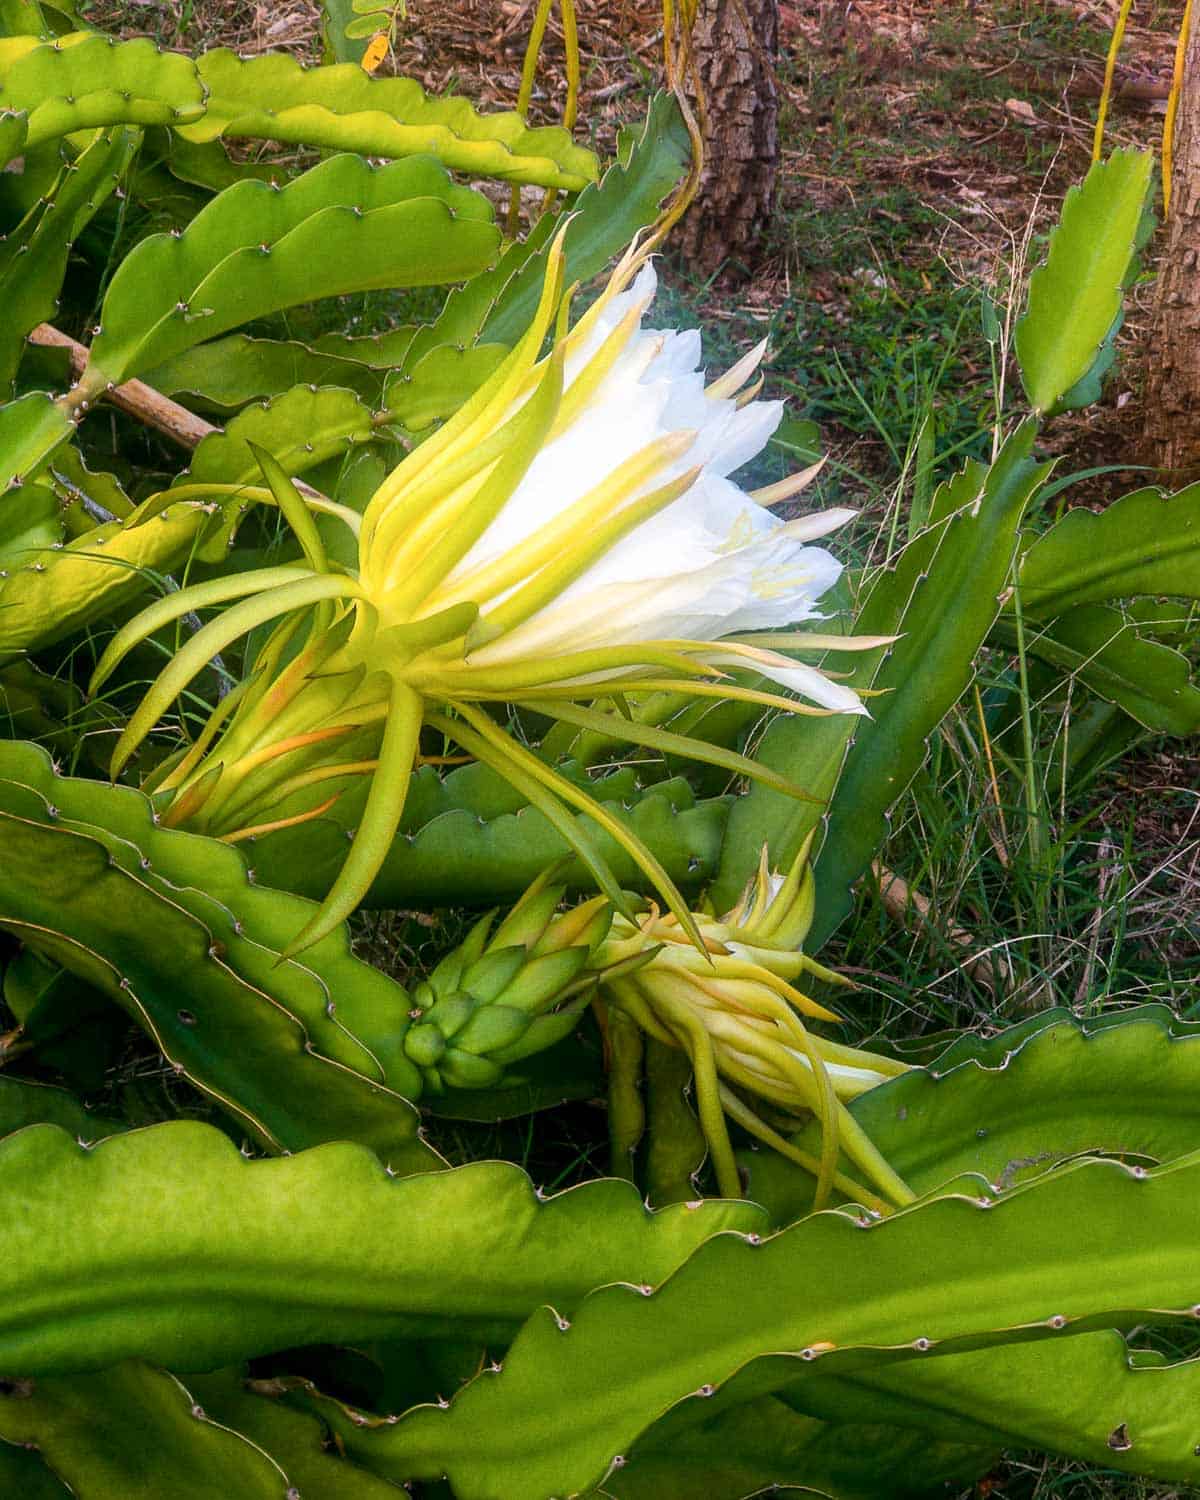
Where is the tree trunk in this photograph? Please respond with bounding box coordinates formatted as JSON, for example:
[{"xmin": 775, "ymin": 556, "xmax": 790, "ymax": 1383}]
[
  {"xmin": 679, "ymin": 0, "xmax": 780, "ymax": 279},
  {"xmin": 1143, "ymin": 7, "xmax": 1200, "ymax": 481}
]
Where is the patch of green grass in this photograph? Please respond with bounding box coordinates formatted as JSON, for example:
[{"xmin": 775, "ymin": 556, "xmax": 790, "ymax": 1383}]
[
  {"xmin": 990, "ymin": 0, "xmax": 1117, "ymax": 60},
  {"xmin": 990, "ymin": 1458, "xmax": 1200, "ymax": 1500}
]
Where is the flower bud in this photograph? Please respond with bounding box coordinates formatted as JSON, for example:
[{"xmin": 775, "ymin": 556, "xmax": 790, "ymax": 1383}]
[
  {"xmin": 400, "ymin": 873, "xmax": 608, "ymax": 1095},
  {"xmin": 595, "ymin": 844, "xmax": 913, "ymax": 1212}
]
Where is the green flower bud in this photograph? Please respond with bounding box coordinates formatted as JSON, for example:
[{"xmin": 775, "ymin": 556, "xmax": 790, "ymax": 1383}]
[
  {"xmin": 455, "ymin": 1004, "xmax": 532, "ymax": 1057},
  {"xmin": 490, "ymin": 1005, "xmax": 586, "ymax": 1067},
  {"xmin": 533, "ymin": 893, "xmax": 611, "ymax": 958},
  {"xmin": 397, "ymin": 872, "xmax": 604, "ymax": 1095},
  {"xmin": 591, "ymin": 842, "xmax": 912, "ymax": 1213},
  {"xmin": 439, "ymin": 1049, "xmax": 505, "ymax": 1090},
  {"xmin": 490, "ymin": 881, "xmax": 567, "ymax": 951},
  {"xmin": 461, "ymin": 947, "xmax": 527, "ymax": 1004},
  {"xmin": 418, "ymin": 994, "xmax": 476, "ymax": 1042},
  {"xmin": 494, "ymin": 947, "xmax": 587, "ymax": 1015},
  {"xmin": 404, "ymin": 1023, "xmax": 447, "ymax": 1068}
]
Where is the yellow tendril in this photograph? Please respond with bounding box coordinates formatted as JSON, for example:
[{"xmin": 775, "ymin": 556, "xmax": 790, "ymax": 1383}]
[{"xmin": 1093, "ymin": 0, "xmax": 1135, "ymax": 162}]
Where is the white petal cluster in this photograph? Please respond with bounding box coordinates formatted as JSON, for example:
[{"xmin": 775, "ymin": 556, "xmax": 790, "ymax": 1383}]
[{"xmin": 452, "ymin": 264, "xmax": 864, "ymax": 713}]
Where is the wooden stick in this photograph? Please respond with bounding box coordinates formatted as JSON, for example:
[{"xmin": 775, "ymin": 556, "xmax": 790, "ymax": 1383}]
[
  {"xmin": 30, "ymin": 323, "xmax": 327, "ymax": 503},
  {"xmin": 871, "ymin": 861, "xmax": 1001, "ymax": 991},
  {"xmin": 30, "ymin": 323, "xmax": 217, "ymax": 450}
]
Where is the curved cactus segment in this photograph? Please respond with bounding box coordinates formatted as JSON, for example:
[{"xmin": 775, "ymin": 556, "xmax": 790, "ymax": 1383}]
[
  {"xmin": 0, "ymin": 807, "xmax": 427, "ymax": 1161},
  {"xmin": 714, "ymin": 425, "xmax": 1048, "ymax": 933},
  {"xmin": 1002, "ymin": 483, "xmax": 1200, "ymax": 735},
  {"xmin": 368, "ymin": 90, "xmax": 690, "ymax": 427},
  {"xmin": 0, "ymin": 1076, "xmax": 124, "ymax": 1142},
  {"xmin": 998, "ymin": 480, "xmax": 1200, "ymax": 732},
  {"xmin": 608, "ymin": 1394, "xmax": 996, "ymax": 1499},
  {"xmin": 0, "ymin": 740, "xmax": 437, "ymax": 1164},
  {"xmin": 335, "ymin": 1152, "xmax": 1200, "ymax": 1499},
  {"xmin": 1015, "ymin": 149, "xmax": 1153, "ymax": 414},
  {"xmin": 185, "ymin": 1369, "xmax": 406, "ymax": 1499},
  {"xmin": 403, "ymin": 225, "xmax": 558, "ymax": 393},
  {"xmin": 0, "ymin": 125, "xmax": 137, "ymax": 391},
  {"xmin": 383, "ymin": 342, "xmax": 509, "ymax": 433},
  {"xmin": 0, "ymin": 0, "xmax": 50, "ymax": 36},
  {"xmin": 148, "ymin": 92, "xmax": 689, "ymax": 443},
  {"xmin": 248, "ymin": 763, "xmax": 728, "ymax": 907},
  {"xmin": 319, "ymin": 0, "xmax": 371, "ymax": 66},
  {"xmin": 1019, "ymin": 481, "xmax": 1200, "ymax": 614},
  {"xmin": 47, "ymin": 442, "xmax": 135, "ymax": 532},
  {"xmin": 0, "ymin": 106, "xmax": 26, "ymax": 168},
  {"xmin": 0, "ymin": 1120, "xmax": 762, "ymax": 1374},
  {"xmin": 143, "ymin": 333, "xmax": 395, "ymax": 413},
  {"xmin": 182, "ymin": 383, "xmax": 377, "ymax": 491},
  {"xmin": 0, "ymin": 499, "xmax": 225, "ymax": 654},
  {"xmin": 0, "ymin": 741, "xmax": 659, "ymax": 1135},
  {"xmin": 180, "ymin": 49, "xmax": 597, "ymax": 191},
  {"xmin": 0, "ymin": 34, "xmax": 204, "ymax": 146},
  {"xmin": 0, "ymin": 658, "xmax": 112, "ymax": 762},
  {"xmin": 307, "ymin": 327, "xmax": 423, "ymax": 370},
  {"xmin": 0, "ymin": 1361, "xmax": 294, "ymax": 1499},
  {"xmin": 87, "ymin": 154, "xmax": 500, "ymax": 387},
  {"xmin": 782, "ymin": 1330, "xmax": 1200, "ymax": 1493},
  {"xmin": 2, "ymin": 943, "xmax": 126, "ymax": 1093},
  {"xmin": 0, "ymin": 1438, "xmax": 70, "ymax": 1500},
  {"xmin": 742, "ymin": 1005, "xmax": 1200, "ymax": 1226},
  {"xmin": 996, "ymin": 602, "xmax": 1200, "ymax": 736},
  {"xmin": 0, "ymin": 482, "xmax": 59, "ymax": 568},
  {"xmin": 480, "ymin": 92, "xmax": 692, "ymax": 349},
  {"xmin": 880, "ymin": 1003, "xmax": 1200, "ymax": 1182},
  {"xmin": 0, "ymin": 390, "xmax": 72, "ymax": 492}
]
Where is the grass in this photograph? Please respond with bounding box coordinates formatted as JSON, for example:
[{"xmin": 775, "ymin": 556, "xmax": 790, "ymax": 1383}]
[
  {"xmin": 838, "ymin": 683, "xmax": 1200, "ymax": 1033},
  {"xmin": 644, "ymin": 0, "xmax": 1196, "ymax": 1030}
]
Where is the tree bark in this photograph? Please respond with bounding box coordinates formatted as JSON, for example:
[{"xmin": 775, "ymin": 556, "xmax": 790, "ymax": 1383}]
[
  {"xmin": 1143, "ymin": 7, "xmax": 1200, "ymax": 482},
  {"xmin": 679, "ymin": 0, "xmax": 780, "ymax": 279}
]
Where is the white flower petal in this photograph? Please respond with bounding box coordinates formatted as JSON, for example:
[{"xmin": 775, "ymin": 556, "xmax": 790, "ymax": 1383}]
[
  {"xmin": 450, "ymin": 377, "xmax": 673, "ymax": 577},
  {"xmin": 776, "ymin": 507, "xmax": 858, "ymax": 542},
  {"xmin": 701, "ymin": 398, "xmax": 783, "ymax": 477},
  {"xmin": 476, "ymin": 534, "xmax": 851, "ymax": 683},
  {"xmin": 565, "ymin": 262, "xmax": 659, "ymax": 381},
  {"xmin": 706, "ymin": 652, "xmax": 867, "ymax": 714},
  {"xmin": 647, "ymin": 326, "xmax": 702, "ymax": 381}
]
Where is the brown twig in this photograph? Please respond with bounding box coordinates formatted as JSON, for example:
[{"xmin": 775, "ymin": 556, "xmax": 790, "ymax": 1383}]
[
  {"xmin": 30, "ymin": 323, "xmax": 218, "ymax": 450},
  {"xmin": 0, "ymin": 1027, "xmax": 31, "ymax": 1066},
  {"xmin": 30, "ymin": 323, "xmax": 329, "ymax": 505},
  {"xmin": 871, "ymin": 860, "xmax": 1002, "ymax": 992}
]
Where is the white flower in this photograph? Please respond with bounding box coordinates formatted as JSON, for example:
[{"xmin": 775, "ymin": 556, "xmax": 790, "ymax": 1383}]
[
  {"xmin": 408, "ymin": 260, "xmax": 865, "ymax": 714},
  {"xmin": 94, "ymin": 233, "xmax": 879, "ymax": 955}
]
